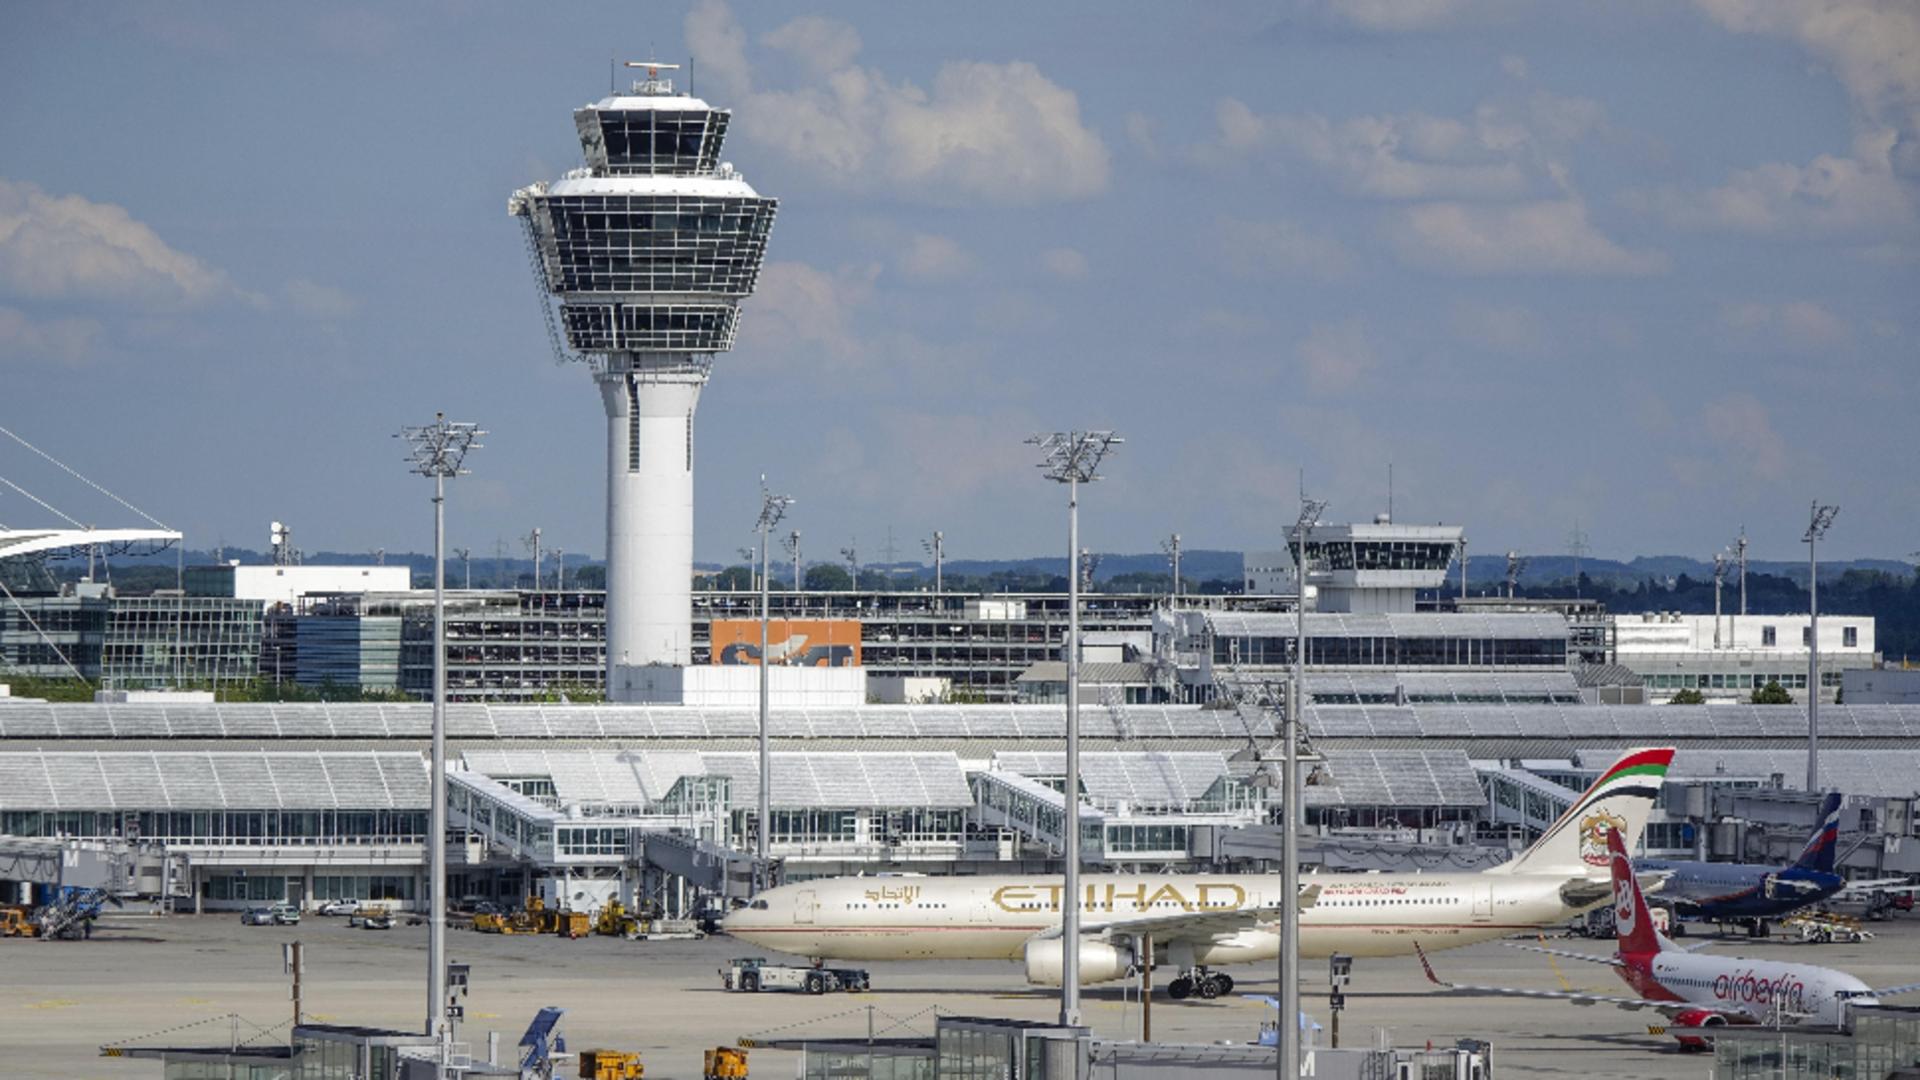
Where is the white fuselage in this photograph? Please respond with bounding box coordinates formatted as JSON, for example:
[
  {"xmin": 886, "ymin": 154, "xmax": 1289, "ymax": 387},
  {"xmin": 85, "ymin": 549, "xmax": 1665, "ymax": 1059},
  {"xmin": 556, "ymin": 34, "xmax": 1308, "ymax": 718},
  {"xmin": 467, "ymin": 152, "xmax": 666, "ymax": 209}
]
[
  {"xmin": 725, "ymin": 871, "xmax": 1595, "ymax": 975},
  {"xmin": 1627, "ymin": 951, "xmax": 1878, "ymax": 1026}
]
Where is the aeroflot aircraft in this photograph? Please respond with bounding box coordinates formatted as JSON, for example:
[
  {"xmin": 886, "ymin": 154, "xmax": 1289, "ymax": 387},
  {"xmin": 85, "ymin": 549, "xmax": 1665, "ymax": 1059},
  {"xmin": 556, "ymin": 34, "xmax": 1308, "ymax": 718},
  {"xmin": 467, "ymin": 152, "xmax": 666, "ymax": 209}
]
[
  {"xmin": 725, "ymin": 747, "xmax": 1675, "ymax": 999},
  {"xmin": 1419, "ymin": 826, "xmax": 1920, "ymax": 1050}
]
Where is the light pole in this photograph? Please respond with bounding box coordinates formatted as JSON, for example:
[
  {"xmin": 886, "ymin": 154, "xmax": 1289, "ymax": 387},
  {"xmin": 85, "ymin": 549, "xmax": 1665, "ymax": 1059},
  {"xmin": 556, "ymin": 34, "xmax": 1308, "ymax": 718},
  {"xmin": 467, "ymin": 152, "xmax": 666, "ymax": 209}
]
[
  {"xmin": 1028, "ymin": 430, "xmax": 1122, "ymax": 1028},
  {"xmin": 1805, "ymin": 502, "xmax": 1838, "ymax": 792},
  {"xmin": 397, "ymin": 412, "xmax": 482, "ymax": 1069},
  {"xmin": 922, "ymin": 531, "xmax": 944, "ymax": 595},
  {"xmin": 755, "ymin": 479, "xmax": 793, "ymax": 892},
  {"xmin": 1284, "ymin": 496, "xmax": 1325, "ymax": 1080},
  {"xmin": 1161, "ymin": 533, "xmax": 1181, "ymax": 600},
  {"xmin": 786, "ymin": 529, "xmax": 801, "ymax": 593}
]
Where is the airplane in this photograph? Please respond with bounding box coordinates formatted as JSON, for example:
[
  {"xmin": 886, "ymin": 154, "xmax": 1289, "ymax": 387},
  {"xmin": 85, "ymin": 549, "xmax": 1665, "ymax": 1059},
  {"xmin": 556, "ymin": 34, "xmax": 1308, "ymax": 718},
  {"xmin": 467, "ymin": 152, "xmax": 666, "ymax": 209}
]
[
  {"xmin": 1638, "ymin": 792, "xmax": 1920, "ymax": 935},
  {"xmin": 724, "ymin": 746, "xmax": 1676, "ymax": 1000},
  {"xmin": 1418, "ymin": 825, "xmax": 1920, "ymax": 1051}
]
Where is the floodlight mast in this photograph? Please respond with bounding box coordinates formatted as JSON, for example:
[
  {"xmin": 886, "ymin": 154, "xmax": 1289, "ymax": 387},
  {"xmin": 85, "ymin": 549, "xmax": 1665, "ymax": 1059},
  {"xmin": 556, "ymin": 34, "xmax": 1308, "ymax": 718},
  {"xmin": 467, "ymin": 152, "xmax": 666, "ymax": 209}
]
[
  {"xmin": 396, "ymin": 412, "xmax": 483, "ymax": 1074},
  {"xmin": 754, "ymin": 479, "xmax": 793, "ymax": 892},
  {"xmin": 1284, "ymin": 495, "xmax": 1326, "ymax": 1080},
  {"xmin": 1027, "ymin": 430, "xmax": 1121, "ymax": 1028},
  {"xmin": 1805, "ymin": 502, "xmax": 1838, "ymax": 792}
]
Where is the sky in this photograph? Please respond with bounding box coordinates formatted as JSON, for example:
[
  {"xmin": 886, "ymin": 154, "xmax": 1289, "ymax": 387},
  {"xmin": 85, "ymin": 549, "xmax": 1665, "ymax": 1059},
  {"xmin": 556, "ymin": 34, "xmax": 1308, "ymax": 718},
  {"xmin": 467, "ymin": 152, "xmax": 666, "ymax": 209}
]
[{"xmin": 2, "ymin": 1, "xmax": 1916, "ymax": 569}]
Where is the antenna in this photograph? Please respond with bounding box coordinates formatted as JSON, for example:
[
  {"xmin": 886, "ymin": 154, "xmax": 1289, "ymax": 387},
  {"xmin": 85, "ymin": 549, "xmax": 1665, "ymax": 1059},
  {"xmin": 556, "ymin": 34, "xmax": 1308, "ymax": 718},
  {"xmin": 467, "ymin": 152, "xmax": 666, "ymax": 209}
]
[
  {"xmin": 1387, "ymin": 462, "xmax": 1394, "ymax": 523},
  {"xmin": 454, "ymin": 547, "xmax": 472, "ymax": 590},
  {"xmin": 840, "ymin": 540, "xmax": 858, "ymax": 591},
  {"xmin": 1160, "ymin": 533, "xmax": 1182, "ymax": 600},
  {"xmin": 1566, "ymin": 522, "xmax": 1591, "ymax": 597},
  {"xmin": 921, "ymin": 531, "xmax": 945, "ymax": 595}
]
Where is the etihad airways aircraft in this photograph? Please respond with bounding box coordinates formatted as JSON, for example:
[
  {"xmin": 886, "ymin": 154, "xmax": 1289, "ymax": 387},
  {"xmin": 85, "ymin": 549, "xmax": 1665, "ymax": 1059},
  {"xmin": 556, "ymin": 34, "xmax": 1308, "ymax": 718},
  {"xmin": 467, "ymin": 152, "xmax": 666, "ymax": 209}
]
[
  {"xmin": 1419, "ymin": 825, "xmax": 1920, "ymax": 1050},
  {"xmin": 725, "ymin": 747, "xmax": 1675, "ymax": 999}
]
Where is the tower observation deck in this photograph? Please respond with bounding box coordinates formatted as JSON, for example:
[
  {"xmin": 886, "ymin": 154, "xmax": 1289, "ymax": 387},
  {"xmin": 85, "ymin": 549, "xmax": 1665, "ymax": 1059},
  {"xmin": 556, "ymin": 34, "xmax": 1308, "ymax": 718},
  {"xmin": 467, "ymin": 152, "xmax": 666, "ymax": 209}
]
[{"xmin": 511, "ymin": 63, "xmax": 777, "ymax": 695}]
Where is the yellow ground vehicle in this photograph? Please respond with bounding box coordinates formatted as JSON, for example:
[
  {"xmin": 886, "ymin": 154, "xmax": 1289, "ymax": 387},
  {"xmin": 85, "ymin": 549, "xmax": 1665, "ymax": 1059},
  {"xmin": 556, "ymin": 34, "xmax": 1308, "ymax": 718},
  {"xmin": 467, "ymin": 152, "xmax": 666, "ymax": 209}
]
[
  {"xmin": 558, "ymin": 910, "xmax": 591, "ymax": 939},
  {"xmin": 593, "ymin": 900, "xmax": 644, "ymax": 939},
  {"xmin": 703, "ymin": 1047, "xmax": 748, "ymax": 1079},
  {"xmin": 578, "ymin": 1049, "xmax": 644, "ymax": 1079},
  {"xmin": 2, "ymin": 907, "xmax": 41, "ymax": 938}
]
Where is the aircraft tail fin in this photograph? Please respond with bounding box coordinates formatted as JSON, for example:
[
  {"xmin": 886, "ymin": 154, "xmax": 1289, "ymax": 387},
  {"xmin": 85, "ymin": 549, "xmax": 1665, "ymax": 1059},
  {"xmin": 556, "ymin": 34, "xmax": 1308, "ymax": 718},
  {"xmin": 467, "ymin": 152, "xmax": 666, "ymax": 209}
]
[
  {"xmin": 1488, "ymin": 747, "xmax": 1674, "ymax": 877},
  {"xmin": 1607, "ymin": 825, "xmax": 1668, "ymax": 957},
  {"xmin": 1791, "ymin": 791, "xmax": 1844, "ymax": 875}
]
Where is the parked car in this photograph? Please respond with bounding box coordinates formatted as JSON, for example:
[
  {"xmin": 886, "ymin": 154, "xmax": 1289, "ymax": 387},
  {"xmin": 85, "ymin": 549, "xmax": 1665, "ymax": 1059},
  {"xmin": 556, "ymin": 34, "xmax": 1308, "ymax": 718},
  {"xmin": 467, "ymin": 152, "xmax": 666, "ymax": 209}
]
[
  {"xmin": 268, "ymin": 903, "xmax": 301, "ymax": 925},
  {"xmin": 318, "ymin": 898, "xmax": 359, "ymax": 917},
  {"xmin": 240, "ymin": 907, "xmax": 277, "ymax": 926},
  {"xmin": 361, "ymin": 912, "xmax": 394, "ymax": 931}
]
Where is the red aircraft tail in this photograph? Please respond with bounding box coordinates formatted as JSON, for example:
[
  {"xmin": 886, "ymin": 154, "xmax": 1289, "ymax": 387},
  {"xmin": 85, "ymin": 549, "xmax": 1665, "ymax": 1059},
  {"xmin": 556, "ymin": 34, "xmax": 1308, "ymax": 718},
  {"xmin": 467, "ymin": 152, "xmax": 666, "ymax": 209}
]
[{"xmin": 1606, "ymin": 825, "xmax": 1666, "ymax": 959}]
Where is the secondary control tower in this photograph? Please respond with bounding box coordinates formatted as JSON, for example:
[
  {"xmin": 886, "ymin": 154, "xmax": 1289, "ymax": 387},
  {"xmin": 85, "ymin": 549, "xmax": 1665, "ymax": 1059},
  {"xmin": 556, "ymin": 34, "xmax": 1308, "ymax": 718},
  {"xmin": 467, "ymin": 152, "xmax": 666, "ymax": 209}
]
[{"xmin": 511, "ymin": 62, "xmax": 777, "ymax": 697}]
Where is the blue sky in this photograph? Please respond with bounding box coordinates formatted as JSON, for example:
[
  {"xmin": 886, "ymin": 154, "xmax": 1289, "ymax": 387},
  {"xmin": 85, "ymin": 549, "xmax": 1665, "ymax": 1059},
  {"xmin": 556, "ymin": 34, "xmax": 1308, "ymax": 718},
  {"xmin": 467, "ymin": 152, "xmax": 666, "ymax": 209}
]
[{"xmin": 2, "ymin": 1, "xmax": 1915, "ymax": 568}]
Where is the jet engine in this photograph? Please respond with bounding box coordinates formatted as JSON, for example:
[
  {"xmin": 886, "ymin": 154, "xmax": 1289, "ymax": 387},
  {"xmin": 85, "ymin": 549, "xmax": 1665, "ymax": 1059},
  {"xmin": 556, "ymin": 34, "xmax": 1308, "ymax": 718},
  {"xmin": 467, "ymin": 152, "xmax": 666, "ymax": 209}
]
[{"xmin": 1023, "ymin": 938, "xmax": 1133, "ymax": 987}]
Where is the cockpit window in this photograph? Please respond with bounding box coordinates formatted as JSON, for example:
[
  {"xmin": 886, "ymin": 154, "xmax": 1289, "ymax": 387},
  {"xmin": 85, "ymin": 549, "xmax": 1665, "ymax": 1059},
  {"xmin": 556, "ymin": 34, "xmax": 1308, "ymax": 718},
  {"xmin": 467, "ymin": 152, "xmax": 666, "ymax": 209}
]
[{"xmin": 750, "ymin": 900, "xmax": 770, "ymax": 910}]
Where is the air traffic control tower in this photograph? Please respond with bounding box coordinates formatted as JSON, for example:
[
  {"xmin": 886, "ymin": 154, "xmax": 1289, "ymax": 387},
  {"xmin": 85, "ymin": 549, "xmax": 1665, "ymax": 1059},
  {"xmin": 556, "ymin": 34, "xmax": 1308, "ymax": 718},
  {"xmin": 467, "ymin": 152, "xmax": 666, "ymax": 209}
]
[{"xmin": 511, "ymin": 62, "xmax": 777, "ymax": 701}]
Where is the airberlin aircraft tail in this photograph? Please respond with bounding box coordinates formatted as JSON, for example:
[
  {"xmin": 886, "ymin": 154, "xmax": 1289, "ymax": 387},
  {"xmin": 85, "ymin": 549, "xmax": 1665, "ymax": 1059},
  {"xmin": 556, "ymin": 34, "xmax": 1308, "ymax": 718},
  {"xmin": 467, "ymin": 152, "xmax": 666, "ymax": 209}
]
[
  {"xmin": 1485, "ymin": 747, "xmax": 1674, "ymax": 877},
  {"xmin": 1606, "ymin": 821, "xmax": 1668, "ymax": 958}
]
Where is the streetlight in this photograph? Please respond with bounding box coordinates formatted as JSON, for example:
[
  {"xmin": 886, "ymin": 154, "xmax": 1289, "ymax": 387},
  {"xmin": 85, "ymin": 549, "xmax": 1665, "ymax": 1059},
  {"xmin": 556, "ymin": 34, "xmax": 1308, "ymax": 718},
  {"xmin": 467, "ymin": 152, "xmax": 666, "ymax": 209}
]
[
  {"xmin": 785, "ymin": 529, "xmax": 801, "ymax": 593},
  {"xmin": 396, "ymin": 412, "xmax": 483, "ymax": 1069},
  {"xmin": 1805, "ymin": 501, "xmax": 1838, "ymax": 792},
  {"xmin": 1285, "ymin": 495, "xmax": 1326, "ymax": 1080},
  {"xmin": 922, "ymin": 531, "xmax": 945, "ymax": 595},
  {"xmin": 1027, "ymin": 430, "xmax": 1122, "ymax": 1027},
  {"xmin": 755, "ymin": 478, "xmax": 793, "ymax": 892}
]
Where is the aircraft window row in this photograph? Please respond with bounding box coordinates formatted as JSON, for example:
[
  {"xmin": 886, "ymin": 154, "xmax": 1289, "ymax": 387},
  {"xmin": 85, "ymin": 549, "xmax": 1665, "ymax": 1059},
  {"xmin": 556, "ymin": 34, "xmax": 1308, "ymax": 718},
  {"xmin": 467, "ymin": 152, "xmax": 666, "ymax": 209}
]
[
  {"xmin": 846, "ymin": 902, "xmax": 949, "ymax": 909},
  {"xmin": 1325, "ymin": 897, "xmax": 1458, "ymax": 905}
]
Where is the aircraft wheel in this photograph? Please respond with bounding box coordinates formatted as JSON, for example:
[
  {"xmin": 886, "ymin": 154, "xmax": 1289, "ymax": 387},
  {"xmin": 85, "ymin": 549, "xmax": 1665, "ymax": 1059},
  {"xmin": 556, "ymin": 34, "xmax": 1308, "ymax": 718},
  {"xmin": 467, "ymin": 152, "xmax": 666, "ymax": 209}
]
[
  {"xmin": 741, "ymin": 972, "xmax": 760, "ymax": 993},
  {"xmin": 1168, "ymin": 977, "xmax": 1192, "ymax": 1000},
  {"xmin": 805, "ymin": 972, "xmax": 826, "ymax": 995},
  {"xmin": 1214, "ymin": 974, "xmax": 1235, "ymax": 994},
  {"xmin": 1196, "ymin": 976, "xmax": 1220, "ymax": 1000},
  {"xmin": 1670, "ymin": 921, "xmax": 1687, "ymax": 938}
]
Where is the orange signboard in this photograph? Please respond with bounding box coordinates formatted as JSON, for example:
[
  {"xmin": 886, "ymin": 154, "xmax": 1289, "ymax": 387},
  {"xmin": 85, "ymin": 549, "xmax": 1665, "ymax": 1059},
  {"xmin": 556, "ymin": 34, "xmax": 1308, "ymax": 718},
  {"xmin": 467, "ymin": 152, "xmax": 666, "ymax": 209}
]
[{"xmin": 710, "ymin": 619, "xmax": 861, "ymax": 667}]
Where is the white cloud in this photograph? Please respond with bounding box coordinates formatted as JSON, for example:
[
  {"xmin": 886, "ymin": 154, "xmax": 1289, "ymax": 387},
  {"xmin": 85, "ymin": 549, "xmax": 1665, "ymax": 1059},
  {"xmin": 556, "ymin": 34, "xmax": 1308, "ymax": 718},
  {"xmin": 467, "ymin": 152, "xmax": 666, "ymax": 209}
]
[
  {"xmin": 1039, "ymin": 247, "xmax": 1088, "ymax": 280},
  {"xmin": 1294, "ymin": 320, "xmax": 1378, "ymax": 393},
  {"xmin": 1389, "ymin": 198, "xmax": 1668, "ymax": 275},
  {"xmin": 1450, "ymin": 301, "xmax": 1549, "ymax": 355},
  {"xmin": 282, "ymin": 279, "xmax": 357, "ymax": 319},
  {"xmin": 688, "ymin": 4, "xmax": 1110, "ymax": 204},
  {"xmin": 1323, "ymin": 0, "xmax": 1473, "ymax": 31},
  {"xmin": 736, "ymin": 260, "xmax": 879, "ymax": 372},
  {"xmin": 1206, "ymin": 92, "xmax": 1602, "ymax": 202},
  {"xmin": 1214, "ymin": 217, "xmax": 1358, "ymax": 279},
  {"xmin": 898, "ymin": 233, "xmax": 973, "ymax": 280},
  {"xmin": 1701, "ymin": 392, "xmax": 1789, "ymax": 481},
  {"xmin": 1501, "ymin": 54, "xmax": 1530, "ymax": 80},
  {"xmin": 0, "ymin": 178, "xmax": 226, "ymax": 307},
  {"xmin": 1718, "ymin": 299, "xmax": 1852, "ymax": 350},
  {"xmin": 1634, "ymin": 131, "xmax": 1915, "ymax": 235},
  {"xmin": 0, "ymin": 305, "xmax": 103, "ymax": 366}
]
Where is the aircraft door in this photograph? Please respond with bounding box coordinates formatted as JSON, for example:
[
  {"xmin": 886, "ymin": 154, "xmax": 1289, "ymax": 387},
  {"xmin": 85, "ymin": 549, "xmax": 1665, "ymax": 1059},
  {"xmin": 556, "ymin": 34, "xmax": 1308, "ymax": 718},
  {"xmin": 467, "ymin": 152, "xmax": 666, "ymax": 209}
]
[
  {"xmin": 795, "ymin": 889, "xmax": 816, "ymax": 925},
  {"xmin": 1472, "ymin": 883, "xmax": 1493, "ymax": 921}
]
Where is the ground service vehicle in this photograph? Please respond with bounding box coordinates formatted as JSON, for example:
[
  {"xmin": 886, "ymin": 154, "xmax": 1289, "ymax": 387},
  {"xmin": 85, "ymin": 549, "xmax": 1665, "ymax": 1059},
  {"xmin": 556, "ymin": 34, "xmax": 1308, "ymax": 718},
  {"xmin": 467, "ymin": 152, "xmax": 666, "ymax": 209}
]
[
  {"xmin": 577, "ymin": 1049, "xmax": 644, "ymax": 1078},
  {"xmin": 362, "ymin": 912, "xmax": 394, "ymax": 931},
  {"xmin": 348, "ymin": 905, "xmax": 390, "ymax": 928},
  {"xmin": 2, "ymin": 908, "xmax": 40, "ymax": 938},
  {"xmin": 703, "ymin": 1047, "xmax": 748, "ymax": 1079},
  {"xmin": 593, "ymin": 900, "xmax": 644, "ymax": 939},
  {"xmin": 720, "ymin": 956, "xmax": 869, "ymax": 995}
]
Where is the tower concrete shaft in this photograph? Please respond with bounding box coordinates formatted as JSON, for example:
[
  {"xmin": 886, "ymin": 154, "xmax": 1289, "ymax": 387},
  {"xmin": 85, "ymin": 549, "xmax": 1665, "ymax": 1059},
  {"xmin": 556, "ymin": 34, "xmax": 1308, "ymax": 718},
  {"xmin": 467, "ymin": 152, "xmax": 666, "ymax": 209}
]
[{"xmin": 600, "ymin": 364, "xmax": 705, "ymax": 672}]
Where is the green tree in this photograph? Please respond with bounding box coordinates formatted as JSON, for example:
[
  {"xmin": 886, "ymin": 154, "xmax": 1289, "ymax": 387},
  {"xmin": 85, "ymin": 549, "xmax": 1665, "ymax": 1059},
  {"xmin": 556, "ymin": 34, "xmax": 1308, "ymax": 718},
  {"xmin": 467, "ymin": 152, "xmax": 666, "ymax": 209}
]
[
  {"xmin": 1750, "ymin": 680, "xmax": 1794, "ymax": 705},
  {"xmin": 712, "ymin": 565, "xmax": 755, "ymax": 591},
  {"xmin": 1668, "ymin": 688, "xmax": 1707, "ymax": 705},
  {"xmin": 805, "ymin": 564, "xmax": 853, "ymax": 591}
]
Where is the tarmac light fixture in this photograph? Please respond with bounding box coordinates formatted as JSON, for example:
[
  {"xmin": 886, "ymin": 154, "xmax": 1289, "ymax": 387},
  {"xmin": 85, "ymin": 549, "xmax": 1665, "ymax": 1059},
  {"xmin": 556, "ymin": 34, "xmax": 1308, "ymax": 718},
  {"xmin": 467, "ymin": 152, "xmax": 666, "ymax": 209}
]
[
  {"xmin": 1804, "ymin": 502, "xmax": 1838, "ymax": 793},
  {"xmin": 396, "ymin": 412, "xmax": 483, "ymax": 1073},
  {"xmin": 754, "ymin": 479, "xmax": 794, "ymax": 893},
  {"xmin": 1284, "ymin": 494, "xmax": 1326, "ymax": 1080},
  {"xmin": 1026, "ymin": 430, "xmax": 1122, "ymax": 1029}
]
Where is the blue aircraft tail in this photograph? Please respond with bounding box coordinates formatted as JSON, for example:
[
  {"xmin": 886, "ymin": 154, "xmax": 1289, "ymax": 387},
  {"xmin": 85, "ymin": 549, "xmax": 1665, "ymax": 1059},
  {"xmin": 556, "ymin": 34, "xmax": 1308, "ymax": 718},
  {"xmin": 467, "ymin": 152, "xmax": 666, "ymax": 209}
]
[{"xmin": 1791, "ymin": 792, "xmax": 1844, "ymax": 875}]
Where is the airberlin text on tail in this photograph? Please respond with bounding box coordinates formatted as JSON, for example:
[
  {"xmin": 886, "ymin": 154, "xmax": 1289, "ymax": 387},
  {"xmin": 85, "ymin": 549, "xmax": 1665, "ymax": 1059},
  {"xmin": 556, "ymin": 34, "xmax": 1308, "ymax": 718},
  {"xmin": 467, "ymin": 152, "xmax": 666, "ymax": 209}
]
[
  {"xmin": 1607, "ymin": 824, "xmax": 1666, "ymax": 956},
  {"xmin": 1490, "ymin": 747, "xmax": 1675, "ymax": 876}
]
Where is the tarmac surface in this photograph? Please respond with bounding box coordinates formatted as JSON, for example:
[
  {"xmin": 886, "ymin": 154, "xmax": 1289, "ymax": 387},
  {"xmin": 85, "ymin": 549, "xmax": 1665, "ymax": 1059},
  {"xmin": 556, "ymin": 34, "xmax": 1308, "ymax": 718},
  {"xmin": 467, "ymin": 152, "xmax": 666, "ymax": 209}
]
[{"xmin": 3, "ymin": 910, "xmax": 1917, "ymax": 1079}]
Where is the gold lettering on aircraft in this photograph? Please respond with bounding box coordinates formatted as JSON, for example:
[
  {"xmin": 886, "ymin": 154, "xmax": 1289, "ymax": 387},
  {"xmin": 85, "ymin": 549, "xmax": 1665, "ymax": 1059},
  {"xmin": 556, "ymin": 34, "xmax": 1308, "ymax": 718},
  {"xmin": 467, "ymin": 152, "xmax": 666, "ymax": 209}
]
[
  {"xmin": 993, "ymin": 881, "xmax": 1249, "ymax": 913},
  {"xmin": 861, "ymin": 884, "xmax": 923, "ymax": 905}
]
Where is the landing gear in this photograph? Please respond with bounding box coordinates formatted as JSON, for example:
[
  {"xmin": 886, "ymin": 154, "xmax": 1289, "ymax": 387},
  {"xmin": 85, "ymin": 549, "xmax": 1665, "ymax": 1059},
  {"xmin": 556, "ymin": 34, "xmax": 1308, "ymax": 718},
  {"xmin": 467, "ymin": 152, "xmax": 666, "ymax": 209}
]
[
  {"xmin": 1165, "ymin": 968, "xmax": 1232, "ymax": 1000},
  {"xmin": 1745, "ymin": 919, "xmax": 1772, "ymax": 939}
]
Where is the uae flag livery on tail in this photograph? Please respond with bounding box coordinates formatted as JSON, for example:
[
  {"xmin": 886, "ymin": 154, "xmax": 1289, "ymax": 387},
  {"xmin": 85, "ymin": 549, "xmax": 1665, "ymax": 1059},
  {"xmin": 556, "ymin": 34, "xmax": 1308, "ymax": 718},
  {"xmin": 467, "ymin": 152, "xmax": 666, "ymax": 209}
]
[{"xmin": 1487, "ymin": 747, "xmax": 1674, "ymax": 877}]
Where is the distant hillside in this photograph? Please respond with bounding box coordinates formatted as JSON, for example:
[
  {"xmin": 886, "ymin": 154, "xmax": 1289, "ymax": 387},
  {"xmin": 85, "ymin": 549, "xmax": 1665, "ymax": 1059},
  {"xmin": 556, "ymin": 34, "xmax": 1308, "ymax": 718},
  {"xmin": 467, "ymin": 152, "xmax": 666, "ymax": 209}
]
[{"xmin": 1464, "ymin": 554, "xmax": 1914, "ymax": 589}]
